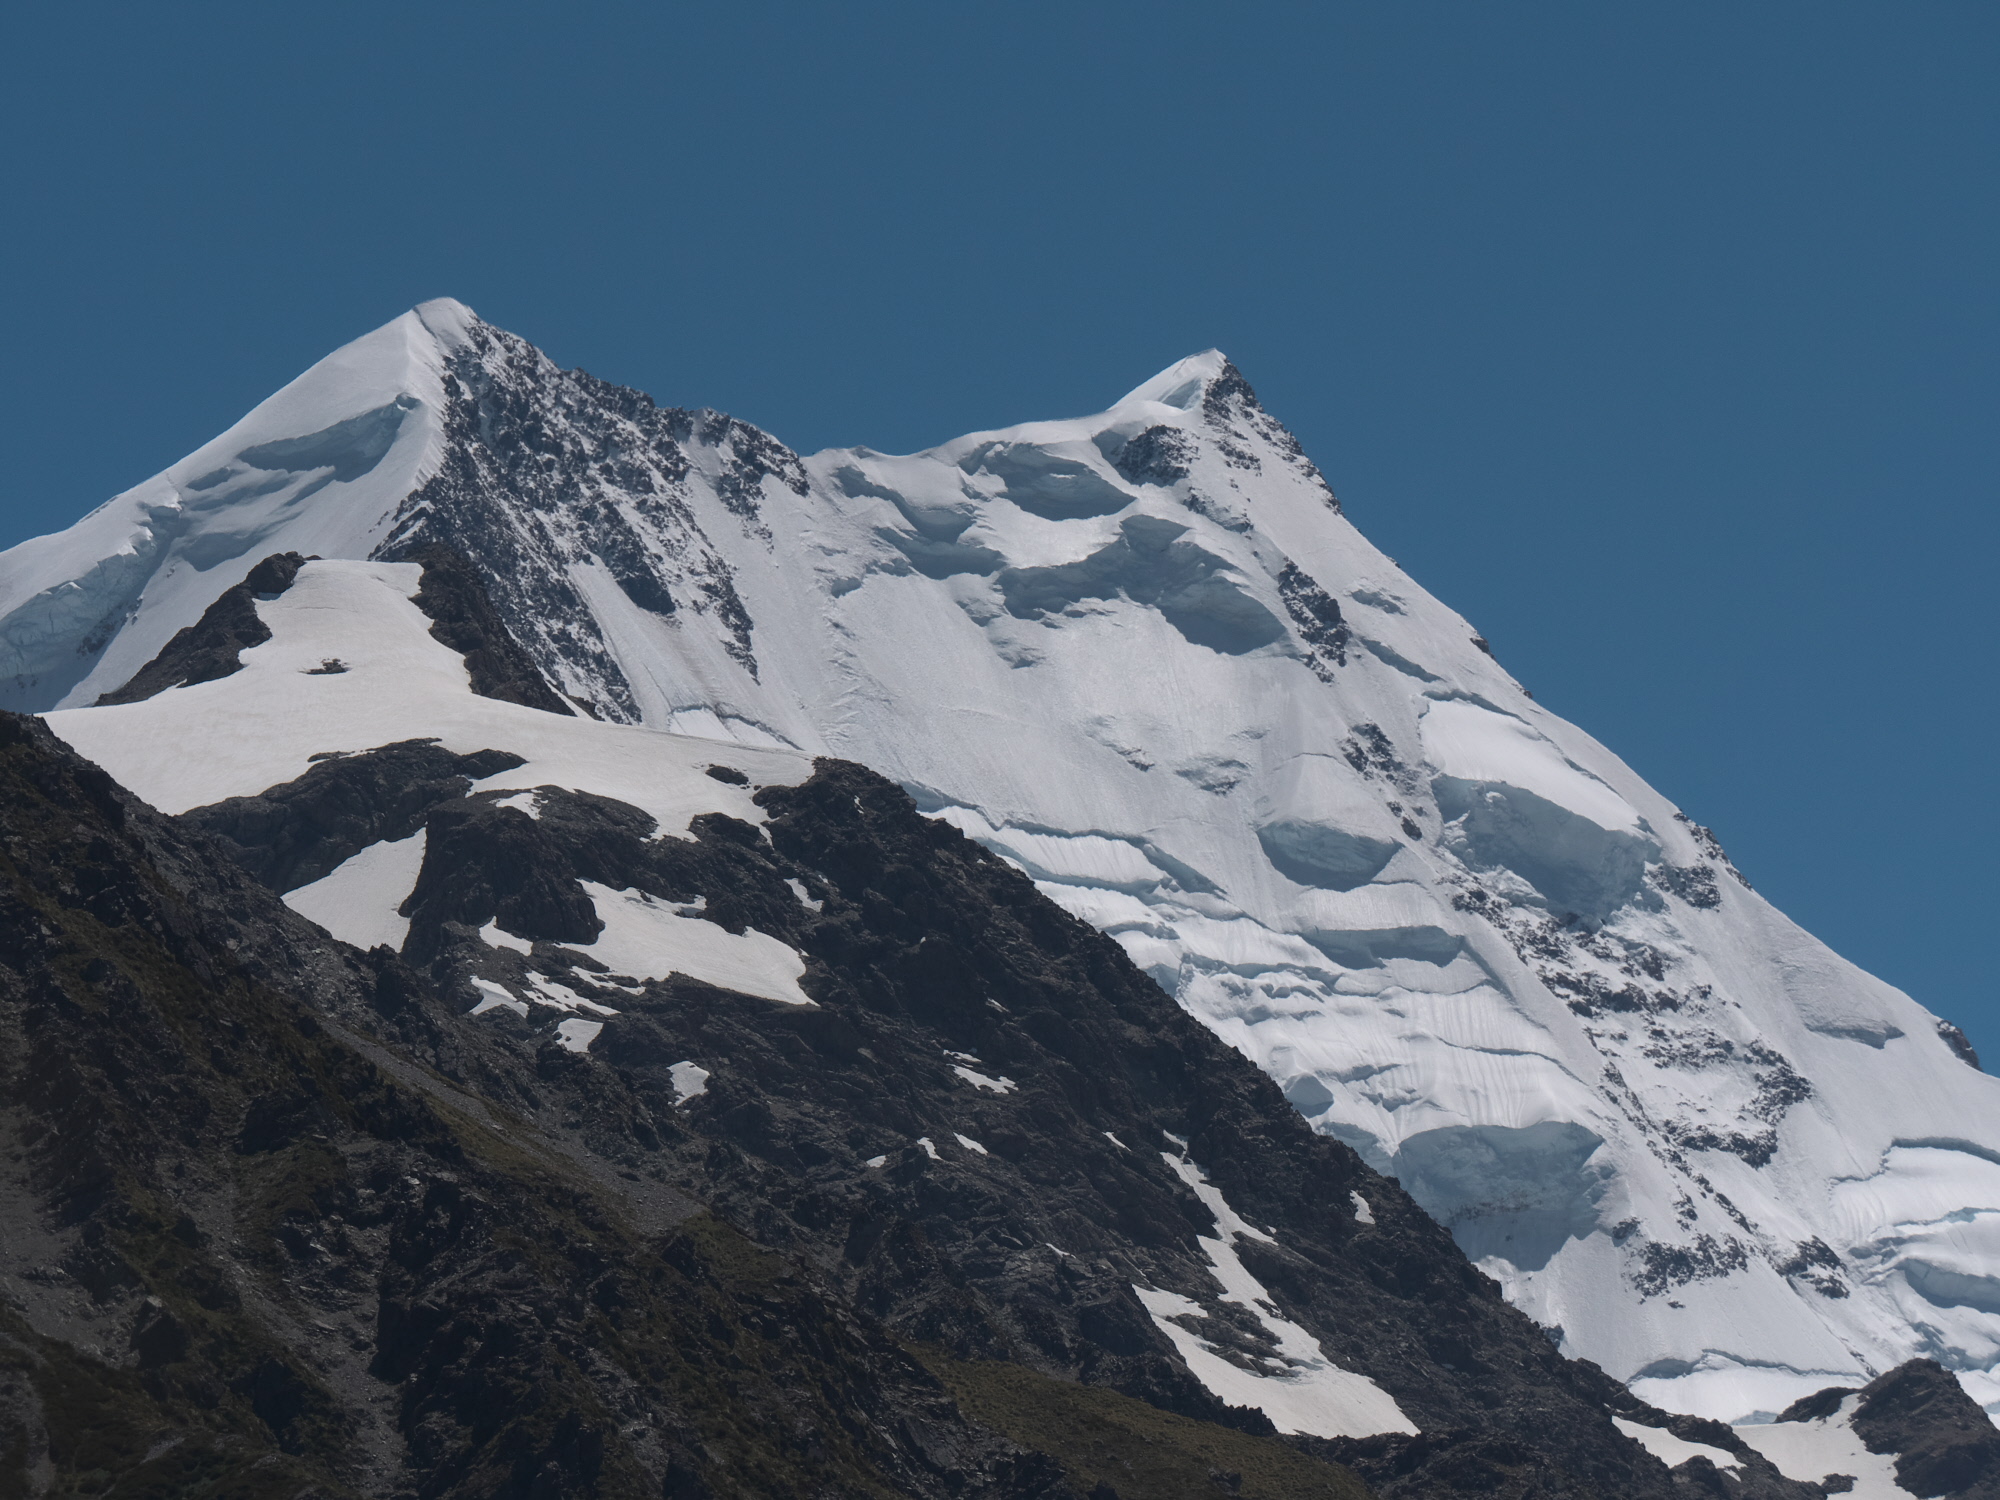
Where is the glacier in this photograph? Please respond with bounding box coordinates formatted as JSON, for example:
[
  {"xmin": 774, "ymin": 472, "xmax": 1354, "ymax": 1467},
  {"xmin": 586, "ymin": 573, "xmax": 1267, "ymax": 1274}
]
[{"xmin": 10, "ymin": 297, "xmax": 2000, "ymax": 1425}]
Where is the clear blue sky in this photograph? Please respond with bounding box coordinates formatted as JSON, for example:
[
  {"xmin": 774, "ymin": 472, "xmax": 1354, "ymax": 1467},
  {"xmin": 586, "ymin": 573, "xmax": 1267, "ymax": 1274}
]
[{"xmin": 5, "ymin": 4, "xmax": 1995, "ymax": 1048}]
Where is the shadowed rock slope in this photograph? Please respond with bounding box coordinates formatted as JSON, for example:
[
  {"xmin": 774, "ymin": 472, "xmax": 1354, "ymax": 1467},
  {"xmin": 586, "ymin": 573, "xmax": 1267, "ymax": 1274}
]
[
  {"xmin": 0, "ymin": 715, "xmax": 1095, "ymax": 1498},
  {"xmin": 0, "ymin": 705, "xmax": 1845, "ymax": 1497}
]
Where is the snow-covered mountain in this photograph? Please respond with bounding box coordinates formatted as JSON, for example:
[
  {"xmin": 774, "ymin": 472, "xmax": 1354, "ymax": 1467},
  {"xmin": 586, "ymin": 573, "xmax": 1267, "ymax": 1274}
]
[{"xmin": 8, "ymin": 299, "xmax": 1997, "ymax": 1425}]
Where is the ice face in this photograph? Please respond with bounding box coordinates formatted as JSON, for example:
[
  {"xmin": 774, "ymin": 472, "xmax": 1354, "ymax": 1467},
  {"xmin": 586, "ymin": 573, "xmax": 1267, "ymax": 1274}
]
[{"xmin": 1391, "ymin": 1122, "xmax": 1611, "ymax": 1272}]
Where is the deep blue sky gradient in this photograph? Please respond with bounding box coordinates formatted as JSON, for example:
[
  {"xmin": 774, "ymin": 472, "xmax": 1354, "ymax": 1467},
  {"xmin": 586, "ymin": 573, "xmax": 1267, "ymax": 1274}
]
[{"xmin": 4, "ymin": 3, "xmax": 1995, "ymax": 1046}]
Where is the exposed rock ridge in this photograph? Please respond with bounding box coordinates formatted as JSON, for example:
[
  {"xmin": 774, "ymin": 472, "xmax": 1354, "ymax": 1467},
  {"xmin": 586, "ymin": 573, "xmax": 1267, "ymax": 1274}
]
[
  {"xmin": 372, "ymin": 317, "xmax": 789, "ymax": 720},
  {"xmin": 93, "ymin": 551, "xmax": 308, "ymax": 705},
  {"xmin": 396, "ymin": 543, "xmax": 580, "ymax": 715},
  {"xmin": 1779, "ymin": 1361, "xmax": 2000, "ymax": 1498},
  {"xmin": 0, "ymin": 711, "xmax": 1292, "ymax": 1498},
  {"xmin": 181, "ymin": 738, "xmax": 528, "ymax": 893}
]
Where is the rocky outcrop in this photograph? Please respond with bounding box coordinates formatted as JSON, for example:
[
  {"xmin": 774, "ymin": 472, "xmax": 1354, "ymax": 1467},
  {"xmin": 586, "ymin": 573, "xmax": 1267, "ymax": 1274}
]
[
  {"xmin": 0, "ymin": 712, "xmax": 1104, "ymax": 1497},
  {"xmin": 394, "ymin": 543, "xmax": 580, "ymax": 715},
  {"xmin": 93, "ymin": 550, "xmax": 308, "ymax": 704},
  {"xmin": 180, "ymin": 738, "xmax": 528, "ymax": 892},
  {"xmin": 1780, "ymin": 1360, "xmax": 2000, "ymax": 1499}
]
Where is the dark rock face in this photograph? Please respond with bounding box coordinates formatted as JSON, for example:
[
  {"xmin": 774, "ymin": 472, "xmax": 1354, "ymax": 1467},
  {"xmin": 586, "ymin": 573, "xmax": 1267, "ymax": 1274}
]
[
  {"xmin": 1940, "ymin": 1022, "xmax": 1983, "ymax": 1071},
  {"xmin": 1651, "ymin": 862, "xmax": 1724, "ymax": 910},
  {"xmin": 1275, "ymin": 563, "xmax": 1349, "ymax": 682},
  {"xmin": 1196, "ymin": 360, "xmax": 1339, "ymax": 510},
  {"xmin": 1776, "ymin": 1360, "xmax": 2000, "ymax": 1498},
  {"xmin": 162, "ymin": 715, "xmax": 1826, "ymax": 1496},
  {"xmin": 0, "ymin": 713, "xmax": 1096, "ymax": 1498},
  {"xmin": 181, "ymin": 738, "xmax": 526, "ymax": 892},
  {"xmin": 0, "ymin": 704, "xmax": 1837, "ymax": 1497},
  {"xmin": 373, "ymin": 317, "xmax": 785, "ymax": 718},
  {"xmin": 1849, "ymin": 1360, "xmax": 2000, "ymax": 1498},
  {"xmin": 93, "ymin": 551, "xmax": 307, "ymax": 704},
  {"xmin": 1776, "ymin": 1385, "xmax": 1856, "ymax": 1424},
  {"xmin": 1108, "ymin": 425, "xmax": 1197, "ymax": 487},
  {"xmin": 400, "ymin": 543, "xmax": 581, "ymax": 715}
]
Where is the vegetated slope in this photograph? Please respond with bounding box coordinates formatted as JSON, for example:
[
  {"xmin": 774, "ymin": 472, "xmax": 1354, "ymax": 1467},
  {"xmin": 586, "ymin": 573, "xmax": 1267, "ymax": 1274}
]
[
  {"xmin": 9, "ymin": 560, "xmax": 1833, "ymax": 1498},
  {"xmin": 6, "ymin": 301, "xmax": 1998, "ymax": 1424}
]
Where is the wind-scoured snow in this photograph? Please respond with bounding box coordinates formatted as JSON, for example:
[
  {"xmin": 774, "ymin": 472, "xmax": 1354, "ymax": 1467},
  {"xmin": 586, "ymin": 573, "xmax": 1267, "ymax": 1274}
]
[
  {"xmin": 14, "ymin": 301, "xmax": 2000, "ymax": 1423},
  {"xmin": 1419, "ymin": 699, "xmax": 1645, "ymax": 836}
]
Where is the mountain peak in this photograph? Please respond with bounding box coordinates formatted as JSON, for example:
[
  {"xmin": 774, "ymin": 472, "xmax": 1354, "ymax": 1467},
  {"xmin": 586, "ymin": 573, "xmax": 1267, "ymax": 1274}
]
[
  {"xmin": 1115, "ymin": 348, "xmax": 1234, "ymax": 411},
  {"xmin": 410, "ymin": 296, "xmax": 482, "ymax": 351}
]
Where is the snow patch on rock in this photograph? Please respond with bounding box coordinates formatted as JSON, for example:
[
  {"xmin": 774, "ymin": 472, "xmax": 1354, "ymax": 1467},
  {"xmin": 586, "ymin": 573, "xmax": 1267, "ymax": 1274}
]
[
  {"xmin": 571, "ymin": 880, "xmax": 810, "ymax": 1007},
  {"xmin": 281, "ymin": 828, "xmax": 425, "ymax": 952},
  {"xmin": 468, "ymin": 977, "xmax": 527, "ymax": 1017},
  {"xmin": 1611, "ymin": 1417, "xmax": 1739, "ymax": 1473},
  {"xmin": 953, "ymin": 1064, "xmax": 1017, "ymax": 1094},
  {"xmin": 669, "ymin": 1061, "xmax": 711, "ymax": 1104},
  {"xmin": 1134, "ymin": 1152, "xmax": 1417, "ymax": 1439},
  {"xmin": 1732, "ymin": 1397, "xmax": 1904, "ymax": 1498},
  {"xmin": 478, "ymin": 920, "xmax": 532, "ymax": 955}
]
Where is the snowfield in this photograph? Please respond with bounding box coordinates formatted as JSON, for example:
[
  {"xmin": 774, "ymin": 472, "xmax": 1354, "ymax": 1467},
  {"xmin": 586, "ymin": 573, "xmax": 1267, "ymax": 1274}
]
[{"xmin": 15, "ymin": 300, "xmax": 2000, "ymax": 1424}]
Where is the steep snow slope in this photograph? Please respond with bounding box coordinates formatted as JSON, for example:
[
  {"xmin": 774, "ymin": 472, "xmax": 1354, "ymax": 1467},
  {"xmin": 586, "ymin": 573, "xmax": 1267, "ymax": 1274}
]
[
  {"xmin": 0, "ymin": 303, "xmax": 466, "ymax": 713},
  {"xmin": 12, "ymin": 300, "xmax": 2000, "ymax": 1423}
]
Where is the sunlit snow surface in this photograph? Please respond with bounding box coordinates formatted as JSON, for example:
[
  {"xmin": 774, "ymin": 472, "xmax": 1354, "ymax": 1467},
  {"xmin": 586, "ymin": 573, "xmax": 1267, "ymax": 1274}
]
[
  {"xmin": 668, "ymin": 1061, "xmax": 711, "ymax": 1105},
  {"xmin": 1610, "ymin": 1418, "xmax": 1739, "ymax": 1475},
  {"xmin": 16, "ymin": 302, "xmax": 2000, "ymax": 1422},
  {"xmin": 570, "ymin": 880, "xmax": 809, "ymax": 1007}
]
